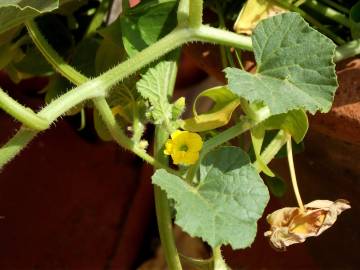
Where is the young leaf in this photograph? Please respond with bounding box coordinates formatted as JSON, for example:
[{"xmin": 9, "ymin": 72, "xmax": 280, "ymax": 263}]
[
  {"xmin": 264, "ymin": 174, "xmax": 287, "ymax": 198},
  {"xmin": 226, "ymin": 12, "xmax": 338, "ymax": 115},
  {"xmin": 152, "ymin": 147, "xmax": 269, "ymax": 249},
  {"xmin": 183, "ymin": 86, "xmax": 241, "ymax": 132},
  {"xmin": 0, "ymin": 0, "xmax": 59, "ymax": 34},
  {"xmin": 136, "ymin": 61, "xmax": 176, "ymax": 125},
  {"xmin": 120, "ymin": 0, "xmax": 178, "ymax": 57},
  {"xmin": 261, "ymin": 109, "xmax": 308, "ymax": 143}
]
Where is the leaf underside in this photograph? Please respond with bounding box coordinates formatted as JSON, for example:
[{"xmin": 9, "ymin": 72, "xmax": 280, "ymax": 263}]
[{"xmin": 0, "ymin": 0, "xmax": 59, "ymax": 34}]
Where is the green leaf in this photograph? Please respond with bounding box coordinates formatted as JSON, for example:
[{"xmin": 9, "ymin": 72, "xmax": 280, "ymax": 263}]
[
  {"xmin": 136, "ymin": 61, "xmax": 176, "ymax": 125},
  {"xmin": 261, "ymin": 109, "xmax": 308, "ymax": 143},
  {"xmin": 107, "ymin": 80, "xmax": 138, "ymax": 123},
  {"xmin": 0, "ymin": 0, "xmax": 59, "ymax": 34},
  {"xmin": 225, "ymin": 12, "xmax": 337, "ymax": 115},
  {"xmin": 120, "ymin": 1, "xmax": 177, "ymax": 56},
  {"xmin": 183, "ymin": 86, "xmax": 241, "ymax": 132},
  {"xmin": 350, "ymin": 1, "xmax": 360, "ymax": 39},
  {"xmin": 97, "ymin": 17, "xmax": 123, "ymax": 46},
  {"xmin": 14, "ymin": 47, "xmax": 53, "ymax": 76},
  {"xmin": 152, "ymin": 147, "xmax": 269, "ymax": 249},
  {"xmin": 264, "ymin": 175, "xmax": 286, "ymax": 198},
  {"xmin": 95, "ymin": 38, "xmax": 126, "ymax": 75},
  {"xmin": 70, "ymin": 37, "xmax": 100, "ymax": 77},
  {"xmin": 44, "ymin": 75, "xmax": 72, "ymax": 104}
]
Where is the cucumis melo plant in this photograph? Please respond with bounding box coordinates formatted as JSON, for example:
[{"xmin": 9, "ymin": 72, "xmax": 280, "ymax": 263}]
[{"xmin": 0, "ymin": 0, "xmax": 358, "ymax": 269}]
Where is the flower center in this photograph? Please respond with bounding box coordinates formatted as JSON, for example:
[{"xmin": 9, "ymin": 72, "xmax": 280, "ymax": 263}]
[{"xmin": 179, "ymin": 144, "xmax": 189, "ymax": 152}]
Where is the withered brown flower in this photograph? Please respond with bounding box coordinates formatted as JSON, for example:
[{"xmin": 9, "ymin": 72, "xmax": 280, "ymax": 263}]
[{"xmin": 264, "ymin": 199, "xmax": 350, "ymax": 251}]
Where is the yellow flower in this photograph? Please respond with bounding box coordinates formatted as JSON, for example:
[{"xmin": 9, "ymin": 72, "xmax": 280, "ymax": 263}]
[
  {"xmin": 164, "ymin": 130, "xmax": 203, "ymax": 165},
  {"xmin": 264, "ymin": 199, "xmax": 350, "ymax": 251}
]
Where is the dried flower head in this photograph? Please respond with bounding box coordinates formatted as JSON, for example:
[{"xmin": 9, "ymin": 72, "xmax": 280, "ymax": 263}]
[
  {"xmin": 164, "ymin": 130, "xmax": 203, "ymax": 165},
  {"xmin": 264, "ymin": 199, "xmax": 350, "ymax": 251}
]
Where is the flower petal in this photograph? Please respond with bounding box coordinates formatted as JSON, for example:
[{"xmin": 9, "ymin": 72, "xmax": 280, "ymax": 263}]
[{"xmin": 264, "ymin": 199, "xmax": 350, "ymax": 251}]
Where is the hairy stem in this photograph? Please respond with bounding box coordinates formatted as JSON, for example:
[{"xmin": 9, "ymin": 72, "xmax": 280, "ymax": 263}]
[
  {"xmin": 0, "ymin": 128, "xmax": 38, "ymax": 167},
  {"xmin": 194, "ymin": 25, "xmax": 253, "ymax": 51},
  {"xmin": 153, "ymin": 58, "xmax": 183, "ymax": 269},
  {"xmin": 177, "ymin": 0, "xmax": 190, "ymax": 27},
  {"xmin": 154, "ymin": 128, "xmax": 183, "ymax": 270},
  {"xmin": 3, "ymin": 13, "xmax": 356, "ymax": 168},
  {"xmin": 0, "ymin": 88, "xmax": 49, "ymax": 130},
  {"xmin": 189, "ymin": 0, "xmax": 203, "ymax": 28}
]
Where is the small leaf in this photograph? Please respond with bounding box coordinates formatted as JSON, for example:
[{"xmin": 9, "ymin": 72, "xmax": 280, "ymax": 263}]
[
  {"xmin": 226, "ymin": 13, "xmax": 338, "ymax": 115},
  {"xmin": 264, "ymin": 175, "xmax": 287, "ymax": 198},
  {"xmin": 152, "ymin": 147, "xmax": 269, "ymax": 249},
  {"xmin": 183, "ymin": 86, "xmax": 240, "ymax": 132},
  {"xmin": 120, "ymin": 1, "xmax": 177, "ymax": 56},
  {"xmin": 0, "ymin": 0, "xmax": 59, "ymax": 34},
  {"xmin": 136, "ymin": 61, "xmax": 176, "ymax": 125},
  {"xmin": 71, "ymin": 37, "xmax": 100, "ymax": 77},
  {"xmin": 95, "ymin": 38, "xmax": 126, "ymax": 75},
  {"xmin": 93, "ymin": 108, "xmax": 112, "ymax": 141},
  {"xmin": 261, "ymin": 109, "xmax": 308, "ymax": 143},
  {"xmin": 14, "ymin": 47, "xmax": 53, "ymax": 76},
  {"xmin": 350, "ymin": 1, "xmax": 360, "ymax": 39}
]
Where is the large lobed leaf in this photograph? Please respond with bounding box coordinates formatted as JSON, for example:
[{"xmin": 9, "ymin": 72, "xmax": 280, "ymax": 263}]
[
  {"xmin": 0, "ymin": 0, "xmax": 59, "ymax": 34},
  {"xmin": 226, "ymin": 12, "xmax": 338, "ymax": 115},
  {"xmin": 152, "ymin": 147, "xmax": 269, "ymax": 249}
]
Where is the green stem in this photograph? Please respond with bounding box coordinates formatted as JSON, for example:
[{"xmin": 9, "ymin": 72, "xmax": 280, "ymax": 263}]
[
  {"xmin": 25, "ymin": 21, "xmax": 87, "ymax": 85},
  {"xmin": 177, "ymin": 0, "xmax": 190, "ymax": 27},
  {"xmin": 318, "ymin": 0, "xmax": 350, "ymax": 14},
  {"xmin": 213, "ymin": 246, "xmax": 228, "ymax": 270},
  {"xmin": 0, "ymin": 128, "xmax": 38, "ymax": 167},
  {"xmin": 28, "ymin": 19, "xmax": 176, "ymax": 172},
  {"xmin": 194, "ymin": 25, "xmax": 253, "ymax": 51},
  {"xmin": 84, "ymin": 0, "xmax": 111, "ymax": 37},
  {"xmin": 0, "ymin": 20, "xmax": 178, "ymax": 170},
  {"xmin": 303, "ymin": 0, "xmax": 350, "ymax": 27},
  {"xmin": 0, "ymin": 88, "xmax": 49, "ymax": 130},
  {"xmin": 334, "ymin": 38, "xmax": 360, "ymax": 62},
  {"xmin": 154, "ymin": 129, "xmax": 183, "ymax": 270},
  {"xmin": 286, "ymin": 137, "xmax": 305, "ymax": 210},
  {"xmin": 275, "ymin": 0, "xmax": 346, "ymax": 44},
  {"xmin": 189, "ymin": 0, "xmax": 203, "ymax": 28},
  {"xmin": 187, "ymin": 112, "xmax": 271, "ymax": 182},
  {"xmin": 94, "ymin": 97, "xmax": 171, "ymax": 171},
  {"xmin": 253, "ymin": 129, "xmax": 288, "ymax": 171},
  {"xmin": 201, "ymin": 117, "xmax": 253, "ymax": 158},
  {"xmin": 153, "ymin": 58, "xmax": 182, "ymax": 269}
]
